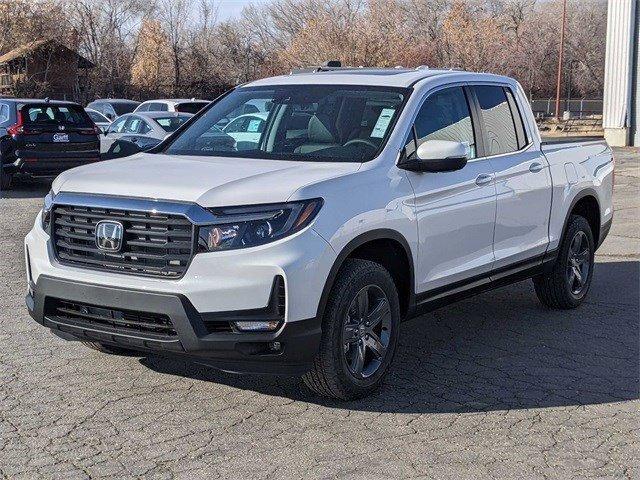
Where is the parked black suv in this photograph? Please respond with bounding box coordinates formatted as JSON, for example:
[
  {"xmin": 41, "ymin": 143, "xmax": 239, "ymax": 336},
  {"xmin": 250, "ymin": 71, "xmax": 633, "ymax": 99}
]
[{"xmin": 0, "ymin": 99, "xmax": 100, "ymax": 189}]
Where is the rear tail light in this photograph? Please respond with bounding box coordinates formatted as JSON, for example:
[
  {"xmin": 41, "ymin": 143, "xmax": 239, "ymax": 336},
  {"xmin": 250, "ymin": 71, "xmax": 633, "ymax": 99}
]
[
  {"xmin": 7, "ymin": 111, "xmax": 23, "ymax": 136},
  {"xmin": 7, "ymin": 111, "xmax": 42, "ymax": 135}
]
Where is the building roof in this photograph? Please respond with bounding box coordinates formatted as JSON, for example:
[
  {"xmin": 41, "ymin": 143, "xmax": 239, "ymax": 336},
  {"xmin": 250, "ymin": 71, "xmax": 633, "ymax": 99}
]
[
  {"xmin": 244, "ymin": 67, "xmax": 511, "ymax": 88},
  {"xmin": 0, "ymin": 39, "xmax": 93, "ymax": 68}
]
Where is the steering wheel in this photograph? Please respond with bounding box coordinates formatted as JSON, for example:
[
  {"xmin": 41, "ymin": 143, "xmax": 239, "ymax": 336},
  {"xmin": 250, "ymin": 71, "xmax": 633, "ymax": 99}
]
[{"xmin": 343, "ymin": 138, "xmax": 378, "ymax": 149}]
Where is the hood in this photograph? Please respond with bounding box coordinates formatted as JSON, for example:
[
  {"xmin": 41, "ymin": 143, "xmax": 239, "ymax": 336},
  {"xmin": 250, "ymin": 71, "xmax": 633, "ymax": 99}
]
[{"xmin": 52, "ymin": 153, "xmax": 361, "ymax": 206}]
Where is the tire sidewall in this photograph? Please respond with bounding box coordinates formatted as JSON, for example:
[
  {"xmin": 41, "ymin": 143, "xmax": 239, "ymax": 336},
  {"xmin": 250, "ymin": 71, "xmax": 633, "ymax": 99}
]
[{"xmin": 326, "ymin": 261, "xmax": 401, "ymax": 395}]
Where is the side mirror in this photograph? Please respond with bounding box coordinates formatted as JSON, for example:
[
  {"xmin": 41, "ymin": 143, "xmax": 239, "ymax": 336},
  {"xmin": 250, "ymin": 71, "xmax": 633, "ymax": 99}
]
[{"xmin": 400, "ymin": 139, "xmax": 469, "ymax": 173}]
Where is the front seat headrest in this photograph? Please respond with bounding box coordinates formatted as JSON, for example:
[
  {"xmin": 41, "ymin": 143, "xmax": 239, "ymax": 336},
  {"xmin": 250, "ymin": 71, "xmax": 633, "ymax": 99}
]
[{"xmin": 307, "ymin": 114, "xmax": 336, "ymax": 143}]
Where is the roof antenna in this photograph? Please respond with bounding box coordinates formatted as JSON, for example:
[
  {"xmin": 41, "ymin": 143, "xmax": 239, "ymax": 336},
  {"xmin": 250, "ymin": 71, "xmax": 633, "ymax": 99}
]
[
  {"xmin": 44, "ymin": 97, "xmax": 50, "ymax": 103},
  {"xmin": 323, "ymin": 60, "xmax": 341, "ymax": 68}
]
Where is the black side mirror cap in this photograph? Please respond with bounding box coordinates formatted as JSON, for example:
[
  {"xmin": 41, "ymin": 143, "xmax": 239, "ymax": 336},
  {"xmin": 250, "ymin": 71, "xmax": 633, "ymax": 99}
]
[{"xmin": 398, "ymin": 153, "xmax": 467, "ymax": 173}]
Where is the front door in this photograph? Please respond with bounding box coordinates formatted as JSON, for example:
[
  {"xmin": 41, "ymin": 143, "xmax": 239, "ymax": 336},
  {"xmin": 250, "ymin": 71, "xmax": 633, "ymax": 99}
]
[{"xmin": 404, "ymin": 86, "xmax": 497, "ymax": 295}]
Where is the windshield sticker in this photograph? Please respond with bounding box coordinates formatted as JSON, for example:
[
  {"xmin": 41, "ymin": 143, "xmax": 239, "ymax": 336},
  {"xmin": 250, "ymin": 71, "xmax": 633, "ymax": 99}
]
[
  {"xmin": 247, "ymin": 119, "xmax": 261, "ymax": 132},
  {"xmin": 370, "ymin": 108, "xmax": 395, "ymax": 138}
]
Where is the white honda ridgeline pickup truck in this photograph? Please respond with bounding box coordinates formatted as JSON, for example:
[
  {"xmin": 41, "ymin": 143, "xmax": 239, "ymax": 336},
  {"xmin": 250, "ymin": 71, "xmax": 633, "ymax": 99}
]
[{"xmin": 25, "ymin": 67, "xmax": 614, "ymax": 399}]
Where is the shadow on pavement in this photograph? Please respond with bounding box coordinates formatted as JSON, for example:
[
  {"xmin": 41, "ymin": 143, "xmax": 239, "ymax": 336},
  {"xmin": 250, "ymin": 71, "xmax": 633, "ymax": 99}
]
[
  {"xmin": 141, "ymin": 260, "xmax": 639, "ymax": 413},
  {"xmin": 0, "ymin": 177, "xmax": 51, "ymax": 199}
]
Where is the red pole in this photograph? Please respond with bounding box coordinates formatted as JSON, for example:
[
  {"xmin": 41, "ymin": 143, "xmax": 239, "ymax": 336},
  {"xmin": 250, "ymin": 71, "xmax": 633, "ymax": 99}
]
[{"xmin": 555, "ymin": 0, "xmax": 568, "ymax": 120}]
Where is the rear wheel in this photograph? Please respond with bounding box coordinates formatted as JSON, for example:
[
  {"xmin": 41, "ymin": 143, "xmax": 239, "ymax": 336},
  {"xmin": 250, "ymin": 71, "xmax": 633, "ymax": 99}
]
[
  {"xmin": 0, "ymin": 169, "xmax": 12, "ymax": 190},
  {"xmin": 303, "ymin": 259, "xmax": 400, "ymax": 400},
  {"xmin": 533, "ymin": 214, "xmax": 595, "ymax": 309},
  {"xmin": 81, "ymin": 341, "xmax": 139, "ymax": 356}
]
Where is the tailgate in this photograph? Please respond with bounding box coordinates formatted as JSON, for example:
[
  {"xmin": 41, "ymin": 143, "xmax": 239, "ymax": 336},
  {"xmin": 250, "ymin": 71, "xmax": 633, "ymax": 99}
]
[{"xmin": 15, "ymin": 104, "xmax": 100, "ymax": 161}]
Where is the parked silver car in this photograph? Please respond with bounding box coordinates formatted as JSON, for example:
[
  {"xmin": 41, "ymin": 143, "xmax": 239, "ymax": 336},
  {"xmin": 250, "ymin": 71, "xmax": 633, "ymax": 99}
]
[
  {"xmin": 100, "ymin": 111, "xmax": 193, "ymax": 153},
  {"xmin": 85, "ymin": 108, "xmax": 112, "ymax": 133},
  {"xmin": 86, "ymin": 99, "xmax": 140, "ymax": 121}
]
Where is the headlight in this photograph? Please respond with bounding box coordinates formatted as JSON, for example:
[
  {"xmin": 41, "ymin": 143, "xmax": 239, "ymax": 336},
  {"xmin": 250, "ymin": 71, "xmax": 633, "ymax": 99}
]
[
  {"xmin": 198, "ymin": 198, "xmax": 323, "ymax": 252},
  {"xmin": 41, "ymin": 190, "xmax": 54, "ymax": 233}
]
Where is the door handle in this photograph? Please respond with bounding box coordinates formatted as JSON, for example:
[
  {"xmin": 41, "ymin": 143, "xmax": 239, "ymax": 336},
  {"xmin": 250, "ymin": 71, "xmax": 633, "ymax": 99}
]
[
  {"xmin": 475, "ymin": 173, "xmax": 493, "ymax": 186},
  {"xmin": 529, "ymin": 162, "xmax": 543, "ymax": 173}
]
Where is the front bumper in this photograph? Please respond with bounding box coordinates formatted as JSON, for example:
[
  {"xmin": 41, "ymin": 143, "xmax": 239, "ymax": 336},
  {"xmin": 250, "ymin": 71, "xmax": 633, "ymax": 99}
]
[{"xmin": 26, "ymin": 275, "xmax": 321, "ymax": 375}]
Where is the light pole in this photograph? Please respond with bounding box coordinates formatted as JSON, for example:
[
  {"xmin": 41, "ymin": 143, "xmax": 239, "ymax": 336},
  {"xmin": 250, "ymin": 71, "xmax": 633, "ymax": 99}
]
[{"xmin": 555, "ymin": 0, "xmax": 568, "ymax": 120}]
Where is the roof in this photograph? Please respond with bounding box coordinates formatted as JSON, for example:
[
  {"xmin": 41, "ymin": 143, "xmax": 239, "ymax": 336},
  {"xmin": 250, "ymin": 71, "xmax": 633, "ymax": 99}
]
[
  {"xmin": 0, "ymin": 97, "xmax": 80, "ymax": 106},
  {"xmin": 138, "ymin": 99, "xmax": 209, "ymax": 104},
  {"xmin": 0, "ymin": 40, "xmax": 93, "ymax": 68},
  {"xmin": 135, "ymin": 111, "xmax": 194, "ymax": 119},
  {"xmin": 243, "ymin": 67, "xmax": 513, "ymax": 88},
  {"xmin": 90, "ymin": 99, "xmax": 140, "ymax": 104}
]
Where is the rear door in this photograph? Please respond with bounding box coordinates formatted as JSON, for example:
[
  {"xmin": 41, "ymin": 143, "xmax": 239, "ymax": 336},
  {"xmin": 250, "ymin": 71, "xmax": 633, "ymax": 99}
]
[
  {"xmin": 469, "ymin": 85, "xmax": 552, "ymax": 270},
  {"xmin": 16, "ymin": 104, "xmax": 99, "ymax": 170}
]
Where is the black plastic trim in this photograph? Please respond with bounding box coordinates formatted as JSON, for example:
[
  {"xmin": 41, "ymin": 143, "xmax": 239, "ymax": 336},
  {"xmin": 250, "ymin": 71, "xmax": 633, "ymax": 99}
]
[
  {"xmin": 26, "ymin": 275, "xmax": 320, "ymax": 375},
  {"xmin": 315, "ymin": 229, "xmax": 415, "ymax": 321},
  {"xmin": 412, "ymin": 251, "xmax": 557, "ymax": 316}
]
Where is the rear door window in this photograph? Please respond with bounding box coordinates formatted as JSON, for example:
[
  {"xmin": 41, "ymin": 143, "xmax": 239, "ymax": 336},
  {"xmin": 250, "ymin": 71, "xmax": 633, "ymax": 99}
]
[
  {"xmin": 21, "ymin": 105, "xmax": 92, "ymax": 128},
  {"xmin": 473, "ymin": 85, "xmax": 519, "ymax": 156}
]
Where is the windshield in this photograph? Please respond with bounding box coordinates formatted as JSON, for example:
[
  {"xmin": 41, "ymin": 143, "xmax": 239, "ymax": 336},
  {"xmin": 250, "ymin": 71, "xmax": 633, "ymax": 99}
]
[
  {"xmin": 155, "ymin": 115, "xmax": 191, "ymax": 132},
  {"xmin": 164, "ymin": 85, "xmax": 408, "ymax": 162}
]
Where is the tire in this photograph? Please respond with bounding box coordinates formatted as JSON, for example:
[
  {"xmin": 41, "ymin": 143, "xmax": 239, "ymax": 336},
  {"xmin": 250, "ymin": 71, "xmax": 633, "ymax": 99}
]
[
  {"xmin": 0, "ymin": 170, "xmax": 11, "ymax": 191},
  {"xmin": 81, "ymin": 341, "xmax": 140, "ymax": 356},
  {"xmin": 303, "ymin": 259, "xmax": 401, "ymax": 400},
  {"xmin": 533, "ymin": 214, "xmax": 595, "ymax": 309}
]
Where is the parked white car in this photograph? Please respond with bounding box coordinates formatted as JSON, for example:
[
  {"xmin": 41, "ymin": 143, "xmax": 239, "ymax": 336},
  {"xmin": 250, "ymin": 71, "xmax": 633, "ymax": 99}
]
[
  {"xmin": 100, "ymin": 111, "xmax": 193, "ymax": 153},
  {"xmin": 134, "ymin": 99, "xmax": 209, "ymax": 115},
  {"xmin": 221, "ymin": 112, "xmax": 268, "ymax": 145},
  {"xmin": 26, "ymin": 67, "xmax": 614, "ymax": 399}
]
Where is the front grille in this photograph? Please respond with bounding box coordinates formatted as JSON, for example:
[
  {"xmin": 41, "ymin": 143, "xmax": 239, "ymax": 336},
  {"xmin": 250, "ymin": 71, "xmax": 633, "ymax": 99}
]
[
  {"xmin": 46, "ymin": 298, "xmax": 177, "ymax": 338},
  {"xmin": 52, "ymin": 204, "xmax": 195, "ymax": 278}
]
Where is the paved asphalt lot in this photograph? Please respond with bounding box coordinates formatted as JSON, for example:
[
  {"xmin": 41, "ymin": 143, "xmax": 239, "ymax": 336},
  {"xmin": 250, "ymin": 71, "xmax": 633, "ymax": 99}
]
[{"xmin": 0, "ymin": 148, "xmax": 638, "ymax": 479}]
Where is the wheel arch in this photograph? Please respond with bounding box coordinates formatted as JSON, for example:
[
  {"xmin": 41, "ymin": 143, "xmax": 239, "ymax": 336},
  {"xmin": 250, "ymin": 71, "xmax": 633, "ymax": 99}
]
[
  {"xmin": 561, "ymin": 189, "xmax": 601, "ymax": 250},
  {"xmin": 316, "ymin": 229, "xmax": 415, "ymax": 321}
]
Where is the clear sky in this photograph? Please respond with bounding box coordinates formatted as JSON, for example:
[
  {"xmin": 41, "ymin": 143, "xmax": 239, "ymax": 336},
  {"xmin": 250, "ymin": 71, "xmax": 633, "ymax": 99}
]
[{"xmin": 214, "ymin": 0, "xmax": 274, "ymax": 21}]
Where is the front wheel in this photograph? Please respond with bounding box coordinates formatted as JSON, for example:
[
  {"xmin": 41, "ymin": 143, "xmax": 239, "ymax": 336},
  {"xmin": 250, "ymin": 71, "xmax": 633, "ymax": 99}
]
[
  {"xmin": 533, "ymin": 214, "xmax": 595, "ymax": 309},
  {"xmin": 303, "ymin": 259, "xmax": 400, "ymax": 400}
]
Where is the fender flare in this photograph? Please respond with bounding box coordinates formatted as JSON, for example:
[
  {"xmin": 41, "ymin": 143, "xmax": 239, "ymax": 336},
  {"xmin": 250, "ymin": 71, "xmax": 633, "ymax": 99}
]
[
  {"xmin": 315, "ymin": 229, "xmax": 416, "ymax": 321},
  {"xmin": 552, "ymin": 188, "xmax": 601, "ymax": 256}
]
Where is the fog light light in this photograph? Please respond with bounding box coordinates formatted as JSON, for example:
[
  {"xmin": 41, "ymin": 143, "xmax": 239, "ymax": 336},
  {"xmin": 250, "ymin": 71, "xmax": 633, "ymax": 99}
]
[{"xmin": 233, "ymin": 320, "xmax": 280, "ymax": 332}]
